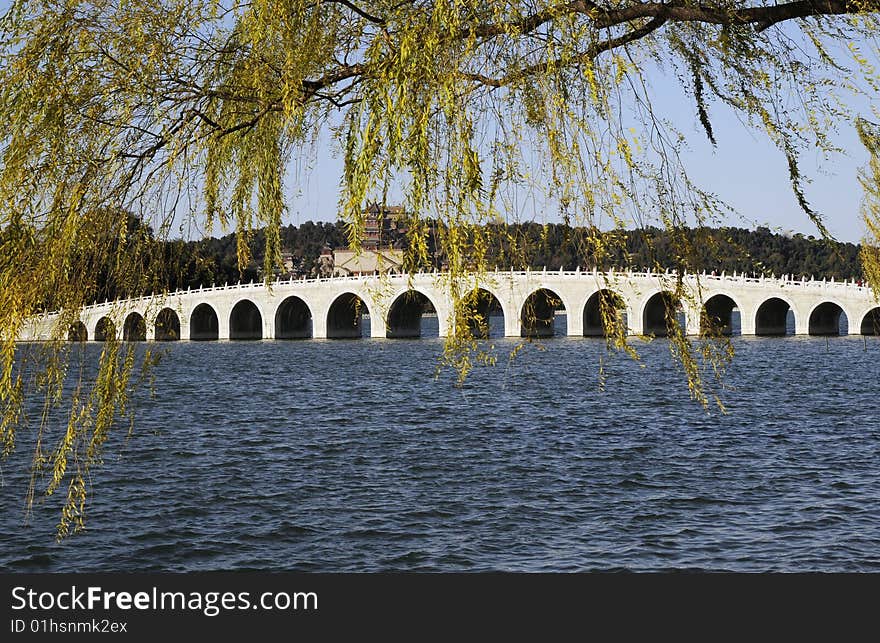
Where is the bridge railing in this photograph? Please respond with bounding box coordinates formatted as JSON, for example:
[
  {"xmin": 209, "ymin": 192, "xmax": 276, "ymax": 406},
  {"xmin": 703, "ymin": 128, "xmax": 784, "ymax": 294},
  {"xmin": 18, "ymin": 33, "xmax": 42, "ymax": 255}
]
[{"xmin": 78, "ymin": 267, "xmax": 874, "ymax": 312}]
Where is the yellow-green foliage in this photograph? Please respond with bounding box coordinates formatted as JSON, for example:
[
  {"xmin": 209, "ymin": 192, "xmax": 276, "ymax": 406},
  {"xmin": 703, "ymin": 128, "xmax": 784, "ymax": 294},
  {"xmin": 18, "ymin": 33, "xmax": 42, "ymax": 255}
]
[
  {"xmin": 857, "ymin": 118, "xmax": 880, "ymax": 295},
  {"xmin": 1, "ymin": 0, "xmax": 879, "ymax": 537}
]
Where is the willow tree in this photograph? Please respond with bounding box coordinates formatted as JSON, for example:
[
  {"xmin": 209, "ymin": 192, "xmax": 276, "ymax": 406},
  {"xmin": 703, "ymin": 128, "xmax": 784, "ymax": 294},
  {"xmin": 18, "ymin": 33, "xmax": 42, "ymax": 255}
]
[{"xmin": 2, "ymin": 0, "xmax": 879, "ymax": 537}]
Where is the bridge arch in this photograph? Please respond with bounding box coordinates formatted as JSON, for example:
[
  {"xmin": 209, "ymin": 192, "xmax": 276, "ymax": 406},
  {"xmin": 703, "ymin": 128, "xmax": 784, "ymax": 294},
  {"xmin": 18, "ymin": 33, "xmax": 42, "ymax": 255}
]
[
  {"xmin": 68, "ymin": 321, "xmax": 87, "ymax": 342},
  {"xmin": 386, "ymin": 289, "xmax": 439, "ymax": 338},
  {"xmin": 274, "ymin": 296, "xmax": 313, "ymax": 339},
  {"xmin": 808, "ymin": 300, "xmax": 849, "ymax": 336},
  {"xmin": 327, "ymin": 292, "xmax": 371, "ymax": 339},
  {"xmin": 230, "ymin": 299, "xmax": 263, "ymax": 340},
  {"xmin": 641, "ymin": 291, "xmax": 684, "ymax": 337},
  {"xmin": 582, "ymin": 289, "xmax": 626, "ymax": 337},
  {"xmin": 701, "ymin": 293, "xmax": 742, "ymax": 337},
  {"xmin": 123, "ymin": 312, "xmax": 146, "ymax": 341},
  {"xmin": 861, "ymin": 307, "xmax": 880, "ymax": 335},
  {"xmin": 521, "ymin": 288, "xmax": 566, "ymax": 337},
  {"xmin": 190, "ymin": 303, "xmax": 219, "ymax": 341},
  {"xmin": 460, "ymin": 288, "xmax": 505, "ymax": 338},
  {"xmin": 155, "ymin": 308, "xmax": 180, "ymax": 341},
  {"xmin": 94, "ymin": 316, "xmax": 116, "ymax": 342},
  {"xmin": 755, "ymin": 296, "xmax": 797, "ymax": 336}
]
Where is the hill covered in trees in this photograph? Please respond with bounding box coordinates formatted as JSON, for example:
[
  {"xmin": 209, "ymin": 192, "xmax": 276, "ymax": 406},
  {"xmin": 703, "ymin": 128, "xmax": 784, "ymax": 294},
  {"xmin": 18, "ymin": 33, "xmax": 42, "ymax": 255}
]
[
  {"xmin": 80, "ymin": 220, "xmax": 866, "ymax": 302},
  {"xmin": 479, "ymin": 223, "xmax": 863, "ymax": 280},
  {"xmin": 169, "ymin": 223, "xmax": 862, "ymax": 279}
]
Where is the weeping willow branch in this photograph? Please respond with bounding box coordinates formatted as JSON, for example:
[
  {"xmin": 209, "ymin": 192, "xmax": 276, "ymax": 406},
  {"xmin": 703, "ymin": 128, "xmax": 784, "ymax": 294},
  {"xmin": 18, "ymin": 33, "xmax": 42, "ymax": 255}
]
[{"xmin": 857, "ymin": 118, "xmax": 880, "ymax": 295}]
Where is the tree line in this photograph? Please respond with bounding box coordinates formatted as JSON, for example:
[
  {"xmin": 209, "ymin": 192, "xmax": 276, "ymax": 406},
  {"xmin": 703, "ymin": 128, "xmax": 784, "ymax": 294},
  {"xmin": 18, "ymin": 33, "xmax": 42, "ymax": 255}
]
[
  {"xmin": 77, "ymin": 219, "xmax": 865, "ymax": 303},
  {"xmin": 477, "ymin": 223, "xmax": 864, "ymax": 281}
]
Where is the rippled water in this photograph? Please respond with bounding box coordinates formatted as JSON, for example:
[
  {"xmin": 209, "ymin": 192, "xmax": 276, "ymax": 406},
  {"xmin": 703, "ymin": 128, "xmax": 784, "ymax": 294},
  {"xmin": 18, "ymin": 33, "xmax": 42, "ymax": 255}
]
[{"xmin": 2, "ymin": 327, "xmax": 880, "ymax": 571}]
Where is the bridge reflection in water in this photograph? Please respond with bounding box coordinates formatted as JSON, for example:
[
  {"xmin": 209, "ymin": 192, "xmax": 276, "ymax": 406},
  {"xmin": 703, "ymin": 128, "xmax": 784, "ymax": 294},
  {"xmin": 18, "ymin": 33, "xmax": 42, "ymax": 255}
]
[{"xmin": 19, "ymin": 269, "xmax": 879, "ymax": 342}]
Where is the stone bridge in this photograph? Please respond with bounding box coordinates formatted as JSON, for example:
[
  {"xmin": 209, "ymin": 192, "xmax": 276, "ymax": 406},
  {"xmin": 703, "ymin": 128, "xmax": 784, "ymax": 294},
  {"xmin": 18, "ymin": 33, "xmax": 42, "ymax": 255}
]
[{"xmin": 19, "ymin": 269, "xmax": 880, "ymax": 341}]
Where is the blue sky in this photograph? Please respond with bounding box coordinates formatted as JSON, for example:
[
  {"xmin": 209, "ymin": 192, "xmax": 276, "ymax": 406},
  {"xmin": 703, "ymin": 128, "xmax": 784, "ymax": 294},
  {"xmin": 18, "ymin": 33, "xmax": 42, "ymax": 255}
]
[
  {"xmin": 676, "ymin": 100, "xmax": 869, "ymax": 244},
  {"xmin": 282, "ymin": 71, "xmax": 872, "ymax": 244}
]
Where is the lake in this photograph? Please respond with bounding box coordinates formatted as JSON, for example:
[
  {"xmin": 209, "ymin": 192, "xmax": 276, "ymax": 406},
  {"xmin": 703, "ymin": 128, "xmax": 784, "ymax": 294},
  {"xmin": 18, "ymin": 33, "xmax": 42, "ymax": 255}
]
[{"xmin": 2, "ymin": 325, "xmax": 879, "ymax": 571}]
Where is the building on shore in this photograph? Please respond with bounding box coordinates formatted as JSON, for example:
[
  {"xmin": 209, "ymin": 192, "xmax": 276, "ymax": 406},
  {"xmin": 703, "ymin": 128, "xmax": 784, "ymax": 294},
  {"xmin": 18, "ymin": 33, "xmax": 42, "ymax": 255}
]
[
  {"xmin": 330, "ymin": 204, "xmax": 407, "ymax": 277},
  {"xmin": 332, "ymin": 247, "xmax": 404, "ymax": 276}
]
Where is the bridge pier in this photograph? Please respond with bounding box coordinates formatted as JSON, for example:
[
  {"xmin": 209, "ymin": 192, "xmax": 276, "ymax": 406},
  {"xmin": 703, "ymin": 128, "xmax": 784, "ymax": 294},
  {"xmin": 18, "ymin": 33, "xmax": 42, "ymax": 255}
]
[
  {"xmin": 312, "ymin": 315, "xmax": 328, "ymax": 339},
  {"xmin": 684, "ymin": 304, "xmax": 702, "ymax": 337},
  {"xmin": 566, "ymin": 311, "xmax": 583, "ymax": 337},
  {"xmin": 370, "ymin": 313, "xmax": 387, "ymax": 339},
  {"xmin": 437, "ymin": 310, "xmax": 451, "ymax": 338},
  {"xmin": 218, "ymin": 312, "xmax": 230, "ymax": 340},
  {"xmin": 793, "ymin": 308, "xmax": 808, "ymax": 335},
  {"xmin": 264, "ymin": 317, "xmax": 274, "ymax": 340},
  {"xmin": 628, "ymin": 307, "xmax": 644, "ymax": 336},
  {"xmin": 504, "ymin": 314, "xmax": 520, "ymax": 337}
]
